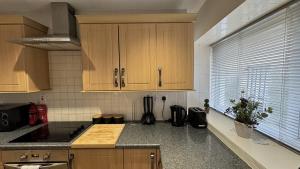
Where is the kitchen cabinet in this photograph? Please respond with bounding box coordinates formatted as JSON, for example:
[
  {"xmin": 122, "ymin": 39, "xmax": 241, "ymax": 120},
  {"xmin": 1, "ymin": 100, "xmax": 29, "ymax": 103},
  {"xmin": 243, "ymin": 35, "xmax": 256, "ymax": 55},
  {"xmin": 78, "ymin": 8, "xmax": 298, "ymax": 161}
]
[
  {"xmin": 70, "ymin": 149, "xmax": 123, "ymax": 169},
  {"xmin": 124, "ymin": 149, "xmax": 158, "ymax": 169},
  {"xmin": 0, "ymin": 16, "xmax": 49, "ymax": 92},
  {"xmin": 0, "ymin": 150, "xmax": 3, "ymax": 169},
  {"xmin": 77, "ymin": 15, "xmax": 195, "ymax": 91},
  {"xmin": 119, "ymin": 24, "xmax": 157, "ymax": 90},
  {"xmin": 80, "ymin": 24, "xmax": 120, "ymax": 91},
  {"xmin": 156, "ymin": 23, "xmax": 194, "ymax": 90},
  {"xmin": 157, "ymin": 150, "xmax": 162, "ymax": 169}
]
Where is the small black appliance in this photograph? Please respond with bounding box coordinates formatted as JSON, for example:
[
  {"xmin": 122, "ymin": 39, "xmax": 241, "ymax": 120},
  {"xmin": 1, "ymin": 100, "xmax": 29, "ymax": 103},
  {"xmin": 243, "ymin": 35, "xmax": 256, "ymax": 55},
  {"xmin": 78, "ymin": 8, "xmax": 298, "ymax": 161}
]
[
  {"xmin": 0, "ymin": 103, "xmax": 30, "ymax": 132},
  {"xmin": 170, "ymin": 105, "xmax": 187, "ymax": 127},
  {"xmin": 141, "ymin": 96, "xmax": 156, "ymax": 125},
  {"xmin": 188, "ymin": 107, "xmax": 207, "ymax": 128}
]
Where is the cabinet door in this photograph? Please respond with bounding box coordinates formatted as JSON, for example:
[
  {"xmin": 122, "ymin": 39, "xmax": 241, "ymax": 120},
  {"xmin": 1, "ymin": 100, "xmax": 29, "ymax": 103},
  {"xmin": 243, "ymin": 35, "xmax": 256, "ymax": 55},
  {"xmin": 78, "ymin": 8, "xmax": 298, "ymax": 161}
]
[
  {"xmin": 156, "ymin": 23, "xmax": 194, "ymax": 90},
  {"xmin": 0, "ymin": 150, "xmax": 3, "ymax": 169},
  {"xmin": 0, "ymin": 25, "xmax": 27, "ymax": 92},
  {"xmin": 80, "ymin": 24, "xmax": 120, "ymax": 91},
  {"xmin": 119, "ymin": 24, "xmax": 156, "ymax": 90},
  {"xmin": 71, "ymin": 149, "xmax": 123, "ymax": 169},
  {"xmin": 124, "ymin": 149, "xmax": 157, "ymax": 169}
]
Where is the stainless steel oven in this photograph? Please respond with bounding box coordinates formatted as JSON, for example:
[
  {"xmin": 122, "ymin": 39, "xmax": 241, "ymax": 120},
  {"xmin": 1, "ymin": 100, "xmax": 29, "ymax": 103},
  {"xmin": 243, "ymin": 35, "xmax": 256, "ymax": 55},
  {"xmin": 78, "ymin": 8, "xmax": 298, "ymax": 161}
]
[{"xmin": 2, "ymin": 150, "xmax": 71, "ymax": 169}]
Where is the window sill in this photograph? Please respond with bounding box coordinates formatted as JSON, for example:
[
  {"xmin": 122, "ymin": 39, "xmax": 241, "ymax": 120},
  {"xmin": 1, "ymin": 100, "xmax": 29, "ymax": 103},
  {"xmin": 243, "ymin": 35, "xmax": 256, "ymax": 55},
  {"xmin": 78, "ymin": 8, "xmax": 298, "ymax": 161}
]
[{"xmin": 207, "ymin": 110, "xmax": 300, "ymax": 169}]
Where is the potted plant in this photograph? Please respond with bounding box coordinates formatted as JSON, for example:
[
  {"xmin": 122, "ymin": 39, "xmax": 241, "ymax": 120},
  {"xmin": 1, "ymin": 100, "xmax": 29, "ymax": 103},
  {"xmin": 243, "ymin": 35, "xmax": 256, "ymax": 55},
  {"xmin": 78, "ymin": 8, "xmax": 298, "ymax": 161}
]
[
  {"xmin": 204, "ymin": 99, "xmax": 210, "ymax": 113},
  {"xmin": 226, "ymin": 94, "xmax": 273, "ymax": 138}
]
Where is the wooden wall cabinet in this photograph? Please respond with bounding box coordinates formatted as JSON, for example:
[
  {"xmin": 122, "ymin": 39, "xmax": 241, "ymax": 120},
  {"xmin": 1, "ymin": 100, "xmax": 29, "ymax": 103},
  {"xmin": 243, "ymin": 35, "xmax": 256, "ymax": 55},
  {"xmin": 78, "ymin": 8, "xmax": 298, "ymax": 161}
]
[
  {"xmin": 77, "ymin": 15, "xmax": 194, "ymax": 91},
  {"xmin": 156, "ymin": 23, "xmax": 194, "ymax": 90},
  {"xmin": 119, "ymin": 24, "xmax": 157, "ymax": 90},
  {"xmin": 0, "ymin": 16, "xmax": 49, "ymax": 93},
  {"xmin": 124, "ymin": 149, "xmax": 158, "ymax": 169},
  {"xmin": 80, "ymin": 24, "xmax": 120, "ymax": 91},
  {"xmin": 70, "ymin": 149, "xmax": 123, "ymax": 169}
]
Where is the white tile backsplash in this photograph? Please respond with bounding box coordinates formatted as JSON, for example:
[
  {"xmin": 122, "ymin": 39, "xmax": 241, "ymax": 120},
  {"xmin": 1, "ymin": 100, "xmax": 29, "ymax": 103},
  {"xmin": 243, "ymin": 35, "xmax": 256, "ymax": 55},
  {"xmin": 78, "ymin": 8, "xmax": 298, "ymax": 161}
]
[{"xmin": 0, "ymin": 51, "xmax": 187, "ymax": 121}]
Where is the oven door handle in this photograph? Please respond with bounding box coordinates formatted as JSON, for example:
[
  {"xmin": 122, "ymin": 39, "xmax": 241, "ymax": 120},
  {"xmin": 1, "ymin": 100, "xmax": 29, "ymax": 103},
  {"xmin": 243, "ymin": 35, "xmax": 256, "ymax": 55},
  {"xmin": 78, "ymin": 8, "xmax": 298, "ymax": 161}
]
[{"xmin": 4, "ymin": 163, "xmax": 68, "ymax": 169}]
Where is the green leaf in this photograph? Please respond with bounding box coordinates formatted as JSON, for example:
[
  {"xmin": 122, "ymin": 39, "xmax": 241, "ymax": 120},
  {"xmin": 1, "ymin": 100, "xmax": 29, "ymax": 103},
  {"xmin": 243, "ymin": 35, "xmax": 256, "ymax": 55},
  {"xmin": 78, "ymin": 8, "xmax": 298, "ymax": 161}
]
[
  {"xmin": 267, "ymin": 107, "xmax": 273, "ymax": 113},
  {"xmin": 261, "ymin": 113, "xmax": 268, "ymax": 118}
]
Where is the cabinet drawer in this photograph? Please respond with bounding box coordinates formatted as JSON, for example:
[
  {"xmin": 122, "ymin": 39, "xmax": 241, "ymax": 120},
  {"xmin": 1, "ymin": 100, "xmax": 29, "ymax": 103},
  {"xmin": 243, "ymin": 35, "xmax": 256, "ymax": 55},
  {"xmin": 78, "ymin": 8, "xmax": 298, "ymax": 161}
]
[{"xmin": 70, "ymin": 149, "xmax": 123, "ymax": 169}]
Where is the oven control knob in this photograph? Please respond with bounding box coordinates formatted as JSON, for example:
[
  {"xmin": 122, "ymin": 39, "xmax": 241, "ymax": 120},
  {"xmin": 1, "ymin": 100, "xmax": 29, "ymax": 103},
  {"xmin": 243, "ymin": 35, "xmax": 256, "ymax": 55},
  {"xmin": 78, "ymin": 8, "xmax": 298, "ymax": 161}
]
[
  {"xmin": 20, "ymin": 154, "xmax": 28, "ymax": 160},
  {"xmin": 43, "ymin": 153, "xmax": 51, "ymax": 160}
]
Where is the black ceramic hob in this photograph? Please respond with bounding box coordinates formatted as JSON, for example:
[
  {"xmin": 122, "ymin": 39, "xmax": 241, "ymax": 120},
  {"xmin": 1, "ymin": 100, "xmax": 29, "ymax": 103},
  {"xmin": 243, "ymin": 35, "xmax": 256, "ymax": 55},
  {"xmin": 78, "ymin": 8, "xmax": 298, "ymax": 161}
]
[{"xmin": 9, "ymin": 122, "xmax": 91, "ymax": 143}]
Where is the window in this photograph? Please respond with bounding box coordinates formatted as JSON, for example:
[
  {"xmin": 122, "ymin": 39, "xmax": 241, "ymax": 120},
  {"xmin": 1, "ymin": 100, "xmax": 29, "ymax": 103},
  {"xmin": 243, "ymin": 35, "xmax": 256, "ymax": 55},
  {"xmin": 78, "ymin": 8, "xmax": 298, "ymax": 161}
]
[{"xmin": 211, "ymin": 1, "xmax": 300, "ymax": 151}]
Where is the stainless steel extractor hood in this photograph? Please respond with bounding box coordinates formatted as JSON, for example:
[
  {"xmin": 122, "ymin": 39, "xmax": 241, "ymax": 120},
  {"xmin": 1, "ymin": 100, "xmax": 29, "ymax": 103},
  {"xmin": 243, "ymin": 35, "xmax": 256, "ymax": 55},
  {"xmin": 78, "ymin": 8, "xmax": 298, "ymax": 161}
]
[{"xmin": 11, "ymin": 2, "xmax": 80, "ymax": 51}]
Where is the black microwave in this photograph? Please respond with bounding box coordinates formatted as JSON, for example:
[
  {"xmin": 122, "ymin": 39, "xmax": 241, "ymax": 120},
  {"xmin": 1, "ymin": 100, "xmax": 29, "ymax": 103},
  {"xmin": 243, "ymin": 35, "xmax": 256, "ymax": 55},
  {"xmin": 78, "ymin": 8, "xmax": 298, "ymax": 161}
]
[{"xmin": 0, "ymin": 104, "xmax": 30, "ymax": 132}]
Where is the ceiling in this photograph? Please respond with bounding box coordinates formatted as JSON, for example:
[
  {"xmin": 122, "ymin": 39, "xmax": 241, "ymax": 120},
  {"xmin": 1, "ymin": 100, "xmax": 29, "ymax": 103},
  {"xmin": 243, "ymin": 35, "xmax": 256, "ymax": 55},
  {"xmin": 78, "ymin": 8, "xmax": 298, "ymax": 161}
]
[
  {"xmin": 0, "ymin": 0, "xmax": 205, "ymax": 14},
  {"xmin": 199, "ymin": 0, "xmax": 291, "ymax": 44},
  {"xmin": 0, "ymin": 0, "xmax": 205, "ymax": 33}
]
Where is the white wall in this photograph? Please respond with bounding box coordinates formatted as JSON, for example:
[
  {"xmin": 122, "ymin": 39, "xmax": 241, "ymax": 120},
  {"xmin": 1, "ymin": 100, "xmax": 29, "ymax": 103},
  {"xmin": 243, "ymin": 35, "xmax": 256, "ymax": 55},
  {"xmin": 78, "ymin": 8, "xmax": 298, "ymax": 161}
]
[{"xmin": 187, "ymin": 39, "xmax": 211, "ymax": 109}]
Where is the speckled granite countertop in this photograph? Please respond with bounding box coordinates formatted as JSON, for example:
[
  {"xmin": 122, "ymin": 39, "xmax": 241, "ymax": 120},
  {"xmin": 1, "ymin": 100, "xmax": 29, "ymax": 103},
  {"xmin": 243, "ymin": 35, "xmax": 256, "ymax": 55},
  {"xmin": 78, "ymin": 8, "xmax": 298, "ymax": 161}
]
[
  {"xmin": 0, "ymin": 122, "xmax": 250, "ymax": 169},
  {"xmin": 117, "ymin": 123, "xmax": 250, "ymax": 169}
]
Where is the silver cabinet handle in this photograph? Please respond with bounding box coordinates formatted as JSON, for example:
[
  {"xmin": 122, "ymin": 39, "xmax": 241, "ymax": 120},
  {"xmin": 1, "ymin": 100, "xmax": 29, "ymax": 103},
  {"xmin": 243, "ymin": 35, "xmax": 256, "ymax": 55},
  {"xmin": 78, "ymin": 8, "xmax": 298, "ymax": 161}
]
[
  {"xmin": 20, "ymin": 154, "xmax": 28, "ymax": 161},
  {"xmin": 43, "ymin": 153, "xmax": 51, "ymax": 160},
  {"xmin": 150, "ymin": 152, "xmax": 155, "ymax": 169},
  {"xmin": 121, "ymin": 68, "xmax": 126, "ymax": 87},
  {"xmin": 114, "ymin": 68, "xmax": 119, "ymax": 87},
  {"xmin": 158, "ymin": 68, "xmax": 162, "ymax": 87}
]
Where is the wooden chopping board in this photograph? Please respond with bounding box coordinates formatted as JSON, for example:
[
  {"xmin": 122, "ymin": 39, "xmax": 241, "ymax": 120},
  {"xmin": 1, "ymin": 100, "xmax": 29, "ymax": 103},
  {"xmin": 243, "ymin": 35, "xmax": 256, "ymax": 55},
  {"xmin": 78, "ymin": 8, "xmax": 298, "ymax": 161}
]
[{"xmin": 71, "ymin": 124, "xmax": 125, "ymax": 149}]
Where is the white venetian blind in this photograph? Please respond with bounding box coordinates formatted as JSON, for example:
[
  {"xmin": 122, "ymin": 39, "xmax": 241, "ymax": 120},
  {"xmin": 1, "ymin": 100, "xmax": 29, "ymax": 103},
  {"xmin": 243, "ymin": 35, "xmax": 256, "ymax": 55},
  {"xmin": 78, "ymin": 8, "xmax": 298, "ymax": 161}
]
[
  {"xmin": 211, "ymin": 35, "xmax": 240, "ymax": 113},
  {"xmin": 239, "ymin": 9, "xmax": 286, "ymax": 140},
  {"xmin": 211, "ymin": 1, "xmax": 300, "ymax": 151},
  {"xmin": 281, "ymin": 2, "xmax": 300, "ymax": 151}
]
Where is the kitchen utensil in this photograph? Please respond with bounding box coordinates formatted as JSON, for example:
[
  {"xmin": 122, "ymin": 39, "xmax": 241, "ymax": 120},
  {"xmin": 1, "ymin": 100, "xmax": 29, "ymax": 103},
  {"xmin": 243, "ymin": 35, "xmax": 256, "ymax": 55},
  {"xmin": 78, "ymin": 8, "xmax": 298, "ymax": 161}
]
[
  {"xmin": 188, "ymin": 107, "xmax": 207, "ymax": 128},
  {"xmin": 92, "ymin": 114, "xmax": 102, "ymax": 124},
  {"xmin": 113, "ymin": 114, "xmax": 124, "ymax": 124},
  {"xmin": 170, "ymin": 105, "xmax": 187, "ymax": 127},
  {"xmin": 102, "ymin": 114, "xmax": 113, "ymax": 124},
  {"xmin": 141, "ymin": 96, "xmax": 156, "ymax": 125}
]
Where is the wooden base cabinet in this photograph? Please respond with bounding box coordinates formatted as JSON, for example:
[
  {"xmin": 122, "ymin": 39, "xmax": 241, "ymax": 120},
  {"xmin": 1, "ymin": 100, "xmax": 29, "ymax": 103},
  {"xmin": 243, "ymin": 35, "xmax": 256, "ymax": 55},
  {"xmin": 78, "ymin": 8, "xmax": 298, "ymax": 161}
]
[
  {"xmin": 70, "ymin": 149, "xmax": 123, "ymax": 169},
  {"xmin": 0, "ymin": 16, "xmax": 49, "ymax": 93},
  {"xmin": 124, "ymin": 149, "xmax": 158, "ymax": 169},
  {"xmin": 0, "ymin": 150, "xmax": 3, "ymax": 169}
]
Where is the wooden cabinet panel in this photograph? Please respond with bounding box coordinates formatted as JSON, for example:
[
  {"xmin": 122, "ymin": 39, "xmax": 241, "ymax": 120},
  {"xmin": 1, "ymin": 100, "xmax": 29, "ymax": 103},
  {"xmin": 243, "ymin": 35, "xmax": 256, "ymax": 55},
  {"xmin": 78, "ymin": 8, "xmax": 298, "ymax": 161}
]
[
  {"xmin": 119, "ymin": 24, "xmax": 156, "ymax": 90},
  {"xmin": 0, "ymin": 150, "xmax": 3, "ymax": 169},
  {"xmin": 0, "ymin": 25, "xmax": 27, "ymax": 92},
  {"xmin": 23, "ymin": 26, "xmax": 50, "ymax": 91},
  {"xmin": 71, "ymin": 149, "xmax": 123, "ymax": 169},
  {"xmin": 81, "ymin": 24, "xmax": 120, "ymax": 91},
  {"xmin": 157, "ymin": 150, "xmax": 162, "ymax": 169},
  {"xmin": 0, "ymin": 21, "xmax": 49, "ymax": 92},
  {"xmin": 156, "ymin": 23, "xmax": 194, "ymax": 90},
  {"xmin": 124, "ymin": 149, "xmax": 157, "ymax": 169}
]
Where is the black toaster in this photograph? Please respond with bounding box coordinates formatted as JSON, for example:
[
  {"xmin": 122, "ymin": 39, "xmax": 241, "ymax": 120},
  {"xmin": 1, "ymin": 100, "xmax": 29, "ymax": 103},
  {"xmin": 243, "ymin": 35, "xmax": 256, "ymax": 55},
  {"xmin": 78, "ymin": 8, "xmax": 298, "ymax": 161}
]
[
  {"xmin": 0, "ymin": 104, "xmax": 30, "ymax": 131},
  {"xmin": 188, "ymin": 107, "xmax": 207, "ymax": 128}
]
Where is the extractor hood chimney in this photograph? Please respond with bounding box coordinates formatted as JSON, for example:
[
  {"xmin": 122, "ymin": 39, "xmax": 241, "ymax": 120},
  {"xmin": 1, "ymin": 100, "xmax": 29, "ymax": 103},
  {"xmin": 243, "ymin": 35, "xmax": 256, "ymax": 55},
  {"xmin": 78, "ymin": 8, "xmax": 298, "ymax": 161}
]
[{"xmin": 11, "ymin": 2, "xmax": 80, "ymax": 51}]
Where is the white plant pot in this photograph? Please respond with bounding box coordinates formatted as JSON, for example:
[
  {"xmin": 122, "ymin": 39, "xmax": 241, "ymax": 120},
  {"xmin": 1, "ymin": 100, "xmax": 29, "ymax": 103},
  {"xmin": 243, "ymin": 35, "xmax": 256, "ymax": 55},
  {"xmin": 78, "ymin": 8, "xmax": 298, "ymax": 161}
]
[{"xmin": 234, "ymin": 121, "xmax": 253, "ymax": 139}]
